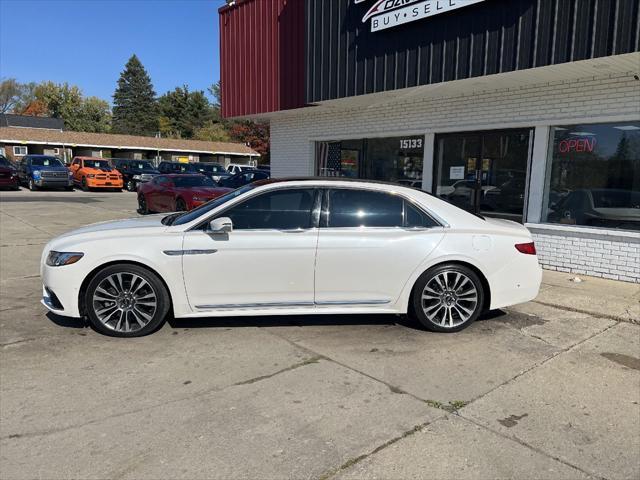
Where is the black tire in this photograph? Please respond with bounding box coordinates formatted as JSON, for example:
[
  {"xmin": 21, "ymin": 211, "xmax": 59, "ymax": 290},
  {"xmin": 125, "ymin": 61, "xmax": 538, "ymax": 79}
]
[
  {"xmin": 176, "ymin": 198, "xmax": 187, "ymax": 211},
  {"xmin": 411, "ymin": 263, "xmax": 484, "ymax": 333},
  {"xmin": 126, "ymin": 179, "xmax": 136, "ymax": 192},
  {"xmin": 28, "ymin": 178, "xmax": 38, "ymax": 191},
  {"xmin": 138, "ymin": 194, "xmax": 150, "ymax": 214},
  {"xmin": 81, "ymin": 177, "xmax": 89, "ymax": 191},
  {"xmin": 84, "ymin": 264, "xmax": 170, "ymax": 338}
]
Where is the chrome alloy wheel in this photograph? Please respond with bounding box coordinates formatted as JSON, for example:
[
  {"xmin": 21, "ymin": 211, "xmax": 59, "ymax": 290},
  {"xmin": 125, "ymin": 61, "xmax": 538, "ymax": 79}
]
[
  {"xmin": 421, "ymin": 271, "xmax": 478, "ymax": 328},
  {"xmin": 92, "ymin": 272, "xmax": 157, "ymax": 333}
]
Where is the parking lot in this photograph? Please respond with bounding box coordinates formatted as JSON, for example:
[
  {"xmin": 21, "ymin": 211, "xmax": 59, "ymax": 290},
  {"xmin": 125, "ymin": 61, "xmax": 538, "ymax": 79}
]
[{"xmin": 1, "ymin": 189, "xmax": 638, "ymax": 480}]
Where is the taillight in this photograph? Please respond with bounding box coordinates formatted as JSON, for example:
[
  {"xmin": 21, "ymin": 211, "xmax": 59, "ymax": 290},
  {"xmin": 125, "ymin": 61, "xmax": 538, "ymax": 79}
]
[{"xmin": 515, "ymin": 242, "xmax": 537, "ymax": 255}]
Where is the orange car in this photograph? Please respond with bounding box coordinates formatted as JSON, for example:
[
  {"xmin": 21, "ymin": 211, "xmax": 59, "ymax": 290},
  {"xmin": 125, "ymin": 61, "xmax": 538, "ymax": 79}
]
[{"xmin": 69, "ymin": 157, "xmax": 123, "ymax": 191}]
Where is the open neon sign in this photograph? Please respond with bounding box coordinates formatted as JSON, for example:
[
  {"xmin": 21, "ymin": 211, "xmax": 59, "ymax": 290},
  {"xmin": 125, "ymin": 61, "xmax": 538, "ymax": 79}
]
[{"xmin": 558, "ymin": 137, "xmax": 597, "ymax": 153}]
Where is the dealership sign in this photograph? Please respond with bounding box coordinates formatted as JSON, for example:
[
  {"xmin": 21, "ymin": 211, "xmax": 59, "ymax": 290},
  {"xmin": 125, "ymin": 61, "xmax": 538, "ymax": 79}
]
[{"xmin": 356, "ymin": 0, "xmax": 487, "ymax": 32}]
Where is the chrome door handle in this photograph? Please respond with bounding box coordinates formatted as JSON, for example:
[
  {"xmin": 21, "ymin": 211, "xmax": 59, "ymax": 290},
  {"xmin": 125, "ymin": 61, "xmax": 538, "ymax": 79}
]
[{"xmin": 280, "ymin": 228, "xmax": 307, "ymax": 233}]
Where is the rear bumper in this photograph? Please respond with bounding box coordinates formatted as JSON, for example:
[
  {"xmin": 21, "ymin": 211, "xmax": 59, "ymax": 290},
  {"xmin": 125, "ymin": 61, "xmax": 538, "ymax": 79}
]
[{"xmin": 488, "ymin": 255, "xmax": 543, "ymax": 310}]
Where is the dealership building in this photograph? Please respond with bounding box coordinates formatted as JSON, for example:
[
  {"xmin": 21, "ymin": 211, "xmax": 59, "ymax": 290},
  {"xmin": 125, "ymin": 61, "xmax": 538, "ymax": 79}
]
[{"xmin": 219, "ymin": 0, "xmax": 640, "ymax": 282}]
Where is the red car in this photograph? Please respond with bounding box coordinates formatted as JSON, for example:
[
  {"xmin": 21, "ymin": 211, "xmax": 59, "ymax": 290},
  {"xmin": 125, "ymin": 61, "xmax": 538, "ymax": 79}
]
[
  {"xmin": 137, "ymin": 174, "xmax": 231, "ymax": 214},
  {"xmin": 0, "ymin": 155, "xmax": 19, "ymax": 190}
]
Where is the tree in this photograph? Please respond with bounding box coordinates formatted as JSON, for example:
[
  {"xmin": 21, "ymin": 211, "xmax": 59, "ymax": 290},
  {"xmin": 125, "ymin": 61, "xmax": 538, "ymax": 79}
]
[
  {"xmin": 112, "ymin": 55, "xmax": 158, "ymax": 136},
  {"xmin": 158, "ymin": 86, "xmax": 214, "ymax": 139},
  {"xmin": 229, "ymin": 121, "xmax": 270, "ymax": 163},
  {"xmin": 0, "ymin": 78, "xmax": 22, "ymax": 113},
  {"xmin": 194, "ymin": 121, "xmax": 231, "ymax": 142},
  {"xmin": 29, "ymin": 82, "xmax": 111, "ymax": 133}
]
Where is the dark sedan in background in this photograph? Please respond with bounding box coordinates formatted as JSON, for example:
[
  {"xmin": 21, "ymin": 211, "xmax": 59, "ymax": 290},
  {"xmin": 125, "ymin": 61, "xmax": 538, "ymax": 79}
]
[
  {"xmin": 218, "ymin": 169, "xmax": 270, "ymax": 189},
  {"xmin": 0, "ymin": 155, "xmax": 19, "ymax": 190},
  {"xmin": 137, "ymin": 174, "xmax": 231, "ymax": 214}
]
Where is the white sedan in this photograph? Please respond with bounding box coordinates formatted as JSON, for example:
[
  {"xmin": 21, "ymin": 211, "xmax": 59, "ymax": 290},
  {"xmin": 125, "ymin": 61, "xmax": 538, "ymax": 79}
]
[{"xmin": 41, "ymin": 178, "xmax": 542, "ymax": 337}]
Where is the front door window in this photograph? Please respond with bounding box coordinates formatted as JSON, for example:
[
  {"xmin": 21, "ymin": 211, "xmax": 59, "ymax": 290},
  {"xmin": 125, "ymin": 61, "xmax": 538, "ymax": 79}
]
[{"xmin": 434, "ymin": 129, "xmax": 532, "ymax": 222}]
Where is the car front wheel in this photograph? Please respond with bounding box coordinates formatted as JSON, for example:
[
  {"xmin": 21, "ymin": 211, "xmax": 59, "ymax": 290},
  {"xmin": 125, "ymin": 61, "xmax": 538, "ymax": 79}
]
[
  {"xmin": 28, "ymin": 178, "xmax": 38, "ymax": 191},
  {"xmin": 126, "ymin": 179, "xmax": 136, "ymax": 192},
  {"xmin": 85, "ymin": 264, "xmax": 170, "ymax": 337},
  {"xmin": 411, "ymin": 264, "xmax": 484, "ymax": 332}
]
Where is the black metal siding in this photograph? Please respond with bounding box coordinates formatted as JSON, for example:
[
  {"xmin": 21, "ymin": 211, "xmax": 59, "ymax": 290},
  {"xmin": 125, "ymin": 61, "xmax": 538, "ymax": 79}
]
[{"xmin": 305, "ymin": 0, "xmax": 640, "ymax": 103}]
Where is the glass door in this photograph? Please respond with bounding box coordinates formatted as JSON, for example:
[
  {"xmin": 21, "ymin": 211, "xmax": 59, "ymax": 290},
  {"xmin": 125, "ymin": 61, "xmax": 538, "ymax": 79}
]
[{"xmin": 434, "ymin": 129, "xmax": 532, "ymax": 222}]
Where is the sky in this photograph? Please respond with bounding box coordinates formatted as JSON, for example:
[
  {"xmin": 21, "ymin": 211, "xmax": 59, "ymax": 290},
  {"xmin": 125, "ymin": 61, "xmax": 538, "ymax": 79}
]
[{"xmin": 0, "ymin": 0, "xmax": 228, "ymax": 103}]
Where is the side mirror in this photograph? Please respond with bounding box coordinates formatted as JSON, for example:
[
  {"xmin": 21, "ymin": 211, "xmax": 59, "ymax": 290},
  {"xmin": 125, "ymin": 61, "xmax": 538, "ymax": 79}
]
[{"xmin": 208, "ymin": 217, "xmax": 233, "ymax": 234}]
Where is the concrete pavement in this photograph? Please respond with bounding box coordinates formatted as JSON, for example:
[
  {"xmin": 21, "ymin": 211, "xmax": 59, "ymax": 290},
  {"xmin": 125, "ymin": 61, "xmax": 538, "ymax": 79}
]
[{"xmin": 0, "ymin": 189, "xmax": 638, "ymax": 480}]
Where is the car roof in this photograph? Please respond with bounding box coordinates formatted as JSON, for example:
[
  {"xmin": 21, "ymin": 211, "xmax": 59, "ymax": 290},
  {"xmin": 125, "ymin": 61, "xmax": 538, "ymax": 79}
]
[{"xmin": 74, "ymin": 156, "xmax": 105, "ymax": 160}]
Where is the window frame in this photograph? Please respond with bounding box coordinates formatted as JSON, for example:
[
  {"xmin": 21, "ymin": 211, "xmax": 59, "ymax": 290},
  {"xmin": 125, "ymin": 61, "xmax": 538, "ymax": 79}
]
[
  {"xmin": 321, "ymin": 187, "xmax": 442, "ymax": 230},
  {"xmin": 13, "ymin": 146, "xmax": 28, "ymax": 156},
  {"xmin": 192, "ymin": 186, "xmax": 322, "ymax": 232}
]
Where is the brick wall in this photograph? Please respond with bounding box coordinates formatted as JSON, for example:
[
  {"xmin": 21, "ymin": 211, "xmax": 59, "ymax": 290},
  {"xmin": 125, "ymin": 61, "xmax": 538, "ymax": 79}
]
[
  {"xmin": 268, "ymin": 71, "xmax": 640, "ymax": 282},
  {"xmin": 531, "ymin": 227, "xmax": 640, "ymax": 283}
]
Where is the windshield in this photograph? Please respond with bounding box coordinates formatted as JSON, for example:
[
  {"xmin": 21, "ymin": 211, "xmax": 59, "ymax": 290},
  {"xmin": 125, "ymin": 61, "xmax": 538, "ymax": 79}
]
[
  {"xmin": 85, "ymin": 160, "xmax": 111, "ymax": 169},
  {"xmin": 0, "ymin": 156, "xmax": 12, "ymax": 167},
  {"xmin": 31, "ymin": 157, "xmax": 64, "ymax": 167},
  {"xmin": 173, "ymin": 176, "xmax": 216, "ymax": 188},
  {"xmin": 196, "ymin": 164, "xmax": 225, "ymax": 173},
  {"xmin": 171, "ymin": 184, "xmax": 257, "ymax": 226},
  {"xmin": 132, "ymin": 161, "xmax": 154, "ymax": 170}
]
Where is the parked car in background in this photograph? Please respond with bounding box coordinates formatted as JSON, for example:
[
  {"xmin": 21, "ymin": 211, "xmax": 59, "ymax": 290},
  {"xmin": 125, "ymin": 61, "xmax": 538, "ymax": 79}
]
[
  {"xmin": 218, "ymin": 169, "xmax": 270, "ymax": 189},
  {"xmin": 41, "ymin": 178, "xmax": 542, "ymax": 337},
  {"xmin": 17, "ymin": 155, "xmax": 73, "ymax": 191},
  {"xmin": 110, "ymin": 159, "xmax": 159, "ymax": 192},
  {"xmin": 256, "ymin": 165, "xmax": 271, "ymax": 172},
  {"xmin": 193, "ymin": 162, "xmax": 232, "ymax": 183},
  {"xmin": 227, "ymin": 164, "xmax": 254, "ymax": 175},
  {"xmin": 547, "ymin": 188, "xmax": 640, "ymax": 231},
  {"xmin": 137, "ymin": 174, "xmax": 231, "ymax": 214},
  {"xmin": 69, "ymin": 157, "xmax": 123, "ymax": 191},
  {"xmin": 0, "ymin": 155, "xmax": 20, "ymax": 190},
  {"xmin": 157, "ymin": 161, "xmax": 198, "ymax": 175}
]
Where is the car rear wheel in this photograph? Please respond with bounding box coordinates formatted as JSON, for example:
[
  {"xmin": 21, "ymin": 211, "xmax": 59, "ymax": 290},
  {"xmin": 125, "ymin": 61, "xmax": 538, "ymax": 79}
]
[
  {"xmin": 85, "ymin": 264, "xmax": 170, "ymax": 337},
  {"xmin": 411, "ymin": 264, "xmax": 484, "ymax": 333},
  {"xmin": 126, "ymin": 179, "xmax": 136, "ymax": 192}
]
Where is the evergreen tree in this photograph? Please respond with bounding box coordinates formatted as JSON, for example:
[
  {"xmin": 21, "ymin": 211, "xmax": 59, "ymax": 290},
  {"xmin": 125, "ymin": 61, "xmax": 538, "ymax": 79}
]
[{"xmin": 112, "ymin": 55, "xmax": 158, "ymax": 136}]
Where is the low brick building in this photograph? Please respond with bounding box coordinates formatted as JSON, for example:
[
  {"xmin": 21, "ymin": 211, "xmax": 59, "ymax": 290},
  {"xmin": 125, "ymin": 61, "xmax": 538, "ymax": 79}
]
[{"xmin": 0, "ymin": 117, "xmax": 258, "ymax": 167}]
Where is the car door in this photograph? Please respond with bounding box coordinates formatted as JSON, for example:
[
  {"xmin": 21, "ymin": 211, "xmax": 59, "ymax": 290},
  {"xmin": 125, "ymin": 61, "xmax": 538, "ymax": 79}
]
[
  {"xmin": 145, "ymin": 176, "xmax": 166, "ymax": 211},
  {"xmin": 181, "ymin": 187, "xmax": 320, "ymax": 309},
  {"xmin": 155, "ymin": 177, "xmax": 176, "ymax": 211},
  {"xmin": 314, "ymin": 188, "xmax": 446, "ymax": 306}
]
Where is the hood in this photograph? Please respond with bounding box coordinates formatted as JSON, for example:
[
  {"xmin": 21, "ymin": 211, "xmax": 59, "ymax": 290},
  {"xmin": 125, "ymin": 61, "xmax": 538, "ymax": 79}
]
[
  {"xmin": 53, "ymin": 215, "xmax": 167, "ymax": 242},
  {"xmin": 33, "ymin": 165, "xmax": 68, "ymax": 171},
  {"xmin": 83, "ymin": 166, "xmax": 118, "ymax": 174},
  {"xmin": 129, "ymin": 168, "xmax": 159, "ymax": 175}
]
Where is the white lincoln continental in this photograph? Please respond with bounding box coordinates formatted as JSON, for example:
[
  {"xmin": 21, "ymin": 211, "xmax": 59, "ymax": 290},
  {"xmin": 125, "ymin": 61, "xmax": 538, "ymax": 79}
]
[{"xmin": 41, "ymin": 178, "xmax": 542, "ymax": 337}]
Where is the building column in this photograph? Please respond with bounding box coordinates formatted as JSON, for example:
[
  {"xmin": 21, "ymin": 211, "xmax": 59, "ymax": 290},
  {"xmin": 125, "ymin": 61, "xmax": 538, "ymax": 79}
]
[
  {"xmin": 526, "ymin": 126, "xmax": 550, "ymax": 223},
  {"xmin": 421, "ymin": 133, "xmax": 435, "ymax": 193}
]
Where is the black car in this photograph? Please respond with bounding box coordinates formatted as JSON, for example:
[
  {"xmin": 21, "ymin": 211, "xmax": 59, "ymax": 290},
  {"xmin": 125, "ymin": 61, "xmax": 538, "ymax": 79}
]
[
  {"xmin": 218, "ymin": 169, "xmax": 270, "ymax": 189},
  {"xmin": 192, "ymin": 162, "xmax": 232, "ymax": 183},
  {"xmin": 111, "ymin": 159, "xmax": 160, "ymax": 192}
]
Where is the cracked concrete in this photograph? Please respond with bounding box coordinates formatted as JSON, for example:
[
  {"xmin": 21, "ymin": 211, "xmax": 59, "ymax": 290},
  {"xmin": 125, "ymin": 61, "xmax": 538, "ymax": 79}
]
[{"xmin": 1, "ymin": 189, "xmax": 639, "ymax": 479}]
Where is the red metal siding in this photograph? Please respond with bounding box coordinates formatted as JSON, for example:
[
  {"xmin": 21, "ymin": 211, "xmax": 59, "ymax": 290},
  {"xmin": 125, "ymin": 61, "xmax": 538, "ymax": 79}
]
[{"xmin": 219, "ymin": 0, "xmax": 305, "ymax": 118}]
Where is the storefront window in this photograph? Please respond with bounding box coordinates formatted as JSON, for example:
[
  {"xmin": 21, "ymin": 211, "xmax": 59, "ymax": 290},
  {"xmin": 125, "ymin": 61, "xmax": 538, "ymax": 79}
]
[
  {"xmin": 316, "ymin": 136, "xmax": 423, "ymax": 187},
  {"xmin": 434, "ymin": 129, "xmax": 532, "ymax": 222},
  {"xmin": 543, "ymin": 122, "xmax": 640, "ymax": 231}
]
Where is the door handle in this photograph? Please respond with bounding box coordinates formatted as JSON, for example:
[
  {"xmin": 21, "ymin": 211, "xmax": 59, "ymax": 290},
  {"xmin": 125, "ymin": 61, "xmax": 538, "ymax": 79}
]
[{"xmin": 280, "ymin": 228, "xmax": 307, "ymax": 233}]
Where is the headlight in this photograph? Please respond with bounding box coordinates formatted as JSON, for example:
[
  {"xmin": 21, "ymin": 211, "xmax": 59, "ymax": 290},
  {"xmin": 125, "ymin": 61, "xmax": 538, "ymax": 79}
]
[
  {"xmin": 33, "ymin": 170, "xmax": 41, "ymax": 178},
  {"xmin": 46, "ymin": 251, "xmax": 84, "ymax": 267},
  {"xmin": 132, "ymin": 175, "xmax": 141, "ymax": 180}
]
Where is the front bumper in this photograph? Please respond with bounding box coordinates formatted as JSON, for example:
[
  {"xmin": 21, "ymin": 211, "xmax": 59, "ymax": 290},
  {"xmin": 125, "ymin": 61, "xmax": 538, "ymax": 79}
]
[
  {"xmin": 41, "ymin": 263, "xmax": 84, "ymax": 318},
  {"xmin": 86, "ymin": 179, "xmax": 123, "ymax": 188},
  {"xmin": 35, "ymin": 178, "xmax": 73, "ymax": 188}
]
